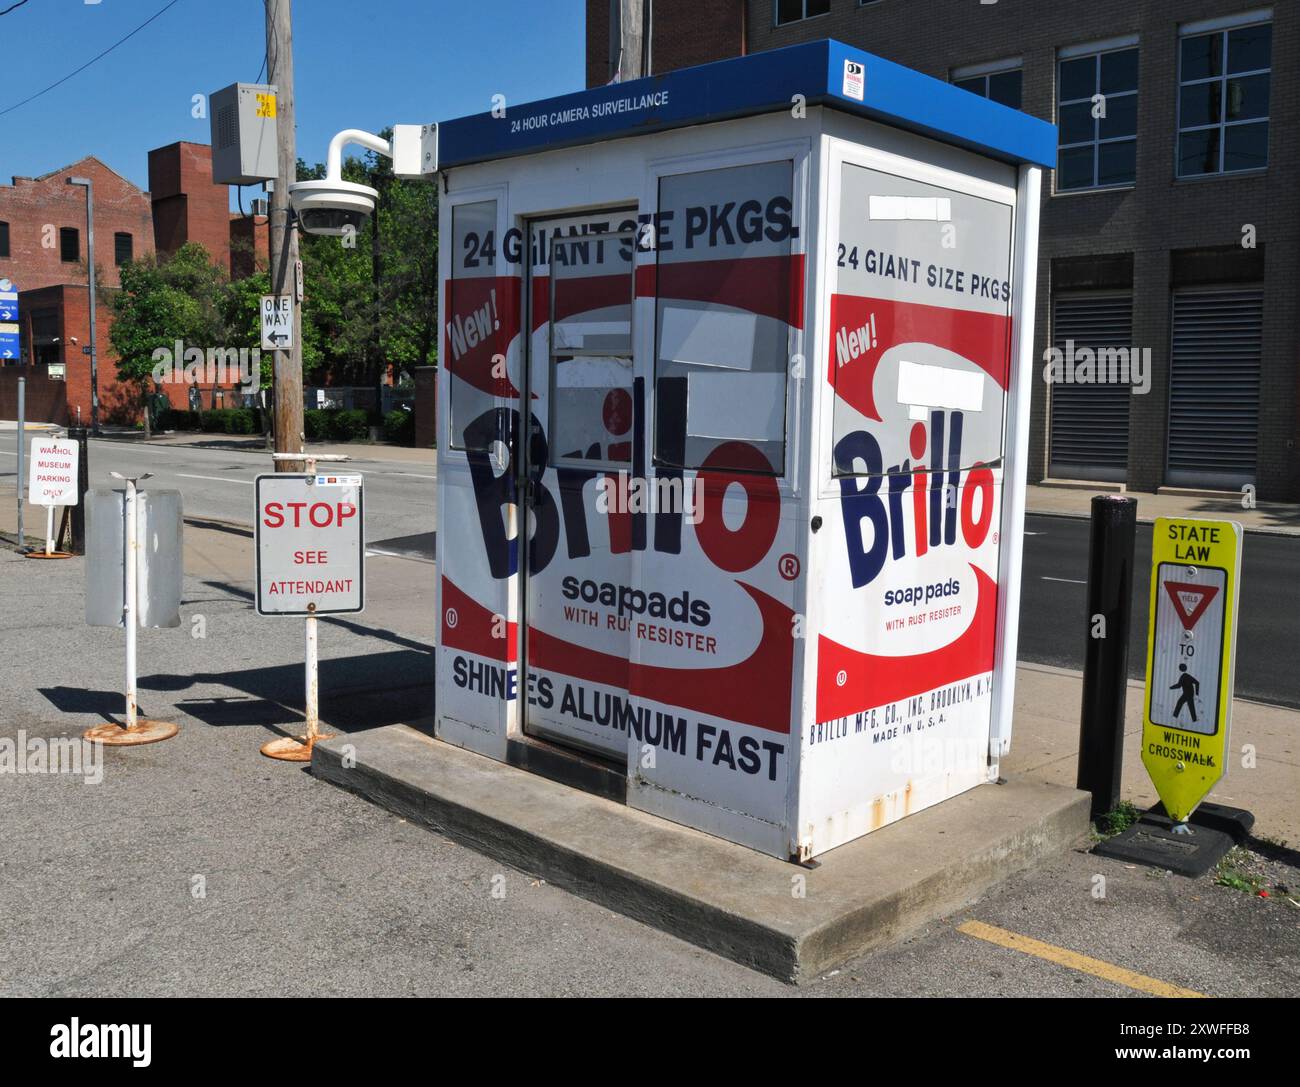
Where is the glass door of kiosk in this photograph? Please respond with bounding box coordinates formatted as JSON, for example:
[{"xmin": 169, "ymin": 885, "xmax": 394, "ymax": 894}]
[{"xmin": 520, "ymin": 214, "xmax": 639, "ymax": 758}]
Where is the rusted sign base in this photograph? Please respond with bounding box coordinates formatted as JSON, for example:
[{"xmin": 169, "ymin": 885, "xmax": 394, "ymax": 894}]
[
  {"xmin": 84, "ymin": 720, "xmax": 180, "ymax": 746},
  {"xmin": 261, "ymin": 733, "xmax": 336, "ymax": 762},
  {"xmin": 24, "ymin": 550, "xmax": 74, "ymax": 559}
]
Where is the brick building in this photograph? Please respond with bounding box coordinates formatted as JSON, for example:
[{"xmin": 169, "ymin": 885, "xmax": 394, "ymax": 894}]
[
  {"xmin": 149, "ymin": 141, "xmax": 233, "ymax": 271},
  {"xmin": 0, "ymin": 143, "xmax": 269, "ymax": 422},
  {"xmin": 0, "ymin": 156, "xmax": 155, "ymax": 420},
  {"xmin": 587, "ymin": 1, "xmax": 1299, "ymax": 499}
]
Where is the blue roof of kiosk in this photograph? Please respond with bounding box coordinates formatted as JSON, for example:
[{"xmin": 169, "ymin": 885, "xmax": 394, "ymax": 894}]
[{"xmin": 437, "ymin": 39, "xmax": 1057, "ymax": 171}]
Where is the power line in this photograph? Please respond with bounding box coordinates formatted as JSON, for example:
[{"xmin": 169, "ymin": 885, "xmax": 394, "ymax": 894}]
[
  {"xmin": 0, "ymin": 0, "xmax": 34, "ymax": 17},
  {"xmin": 0, "ymin": 0, "xmax": 186, "ymax": 118}
]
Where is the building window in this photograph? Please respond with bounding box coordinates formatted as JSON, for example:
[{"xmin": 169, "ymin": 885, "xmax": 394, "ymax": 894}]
[
  {"xmin": 114, "ymin": 232, "xmax": 133, "ymax": 266},
  {"xmin": 775, "ymin": 0, "xmax": 829, "ymax": 26},
  {"xmin": 1177, "ymin": 17, "xmax": 1271, "ymax": 177},
  {"xmin": 0, "ymin": 220, "xmax": 9, "ymax": 259},
  {"xmin": 1057, "ymin": 40, "xmax": 1139, "ymax": 191},
  {"xmin": 953, "ymin": 61, "xmax": 1023, "ymax": 110},
  {"xmin": 59, "ymin": 227, "xmax": 80, "ymax": 263}
]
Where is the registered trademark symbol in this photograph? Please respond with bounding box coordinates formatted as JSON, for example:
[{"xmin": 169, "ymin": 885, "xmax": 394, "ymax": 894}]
[
  {"xmin": 445, "ymin": 607, "xmax": 459, "ymax": 629},
  {"xmin": 836, "ymin": 669, "xmax": 847, "ymax": 687},
  {"xmin": 992, "ymin": 531, "xmax": 999, "ymax": 544},
  {"xmin": 778, "ymin": 553, "xmax": 801, "ymax": 580}
]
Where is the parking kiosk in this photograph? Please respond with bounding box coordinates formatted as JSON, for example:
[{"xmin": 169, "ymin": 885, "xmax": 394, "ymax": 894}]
[{"xmin": 434, "ymin": 40, "xmax": 1055, "ymax": 860}]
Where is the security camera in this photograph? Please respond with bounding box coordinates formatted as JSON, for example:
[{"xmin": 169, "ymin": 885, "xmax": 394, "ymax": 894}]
[
  {"xmin": 289, "ymin": 178, "xmax": 378, "ymax": 236},
  {"xmin": 289, "ymin": 125, "xmax": 437, "ymax": 236}
]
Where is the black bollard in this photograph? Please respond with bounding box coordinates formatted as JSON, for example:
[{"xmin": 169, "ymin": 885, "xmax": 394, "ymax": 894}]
[
  {"xmin": 1077, "ymin": 495, "xmax": 1138, "ymax": 818},
  {"xmin": 67, "ymin": 424, "xmax": 90, "ymax": 555}
]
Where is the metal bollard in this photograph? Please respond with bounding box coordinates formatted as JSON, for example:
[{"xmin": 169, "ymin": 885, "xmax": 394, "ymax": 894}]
[
  {"xmin": 1076, "ymin": 494, "xmax": 1138, "ymax": 818},
  {"xmin": 67, "ymin": 424, "xmax": 89, "ymax": 554}
]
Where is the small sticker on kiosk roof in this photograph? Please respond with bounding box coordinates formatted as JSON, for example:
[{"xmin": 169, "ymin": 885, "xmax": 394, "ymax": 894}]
[
  {"xmin": 843, "ymin": 59, "xmax": 865, "ymax": 101},
  {"xmin": 316, "ymin": 474, "xmax": 362, "ymax": 486}
]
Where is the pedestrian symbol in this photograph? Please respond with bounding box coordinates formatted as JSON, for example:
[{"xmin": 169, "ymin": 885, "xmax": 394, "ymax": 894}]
[
  {"xmin": 1170, "ymin": 662, "xmax": 1200, "ymax": 724},
  {"xmin": 1141, "ymin": 517, "xmax": 1242, "ymax": 823}
]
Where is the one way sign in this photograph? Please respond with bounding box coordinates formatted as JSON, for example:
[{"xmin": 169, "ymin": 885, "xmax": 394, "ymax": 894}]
[{"xmin": 261, "ymin": 294, "xmax": 294, "ymax": 350}]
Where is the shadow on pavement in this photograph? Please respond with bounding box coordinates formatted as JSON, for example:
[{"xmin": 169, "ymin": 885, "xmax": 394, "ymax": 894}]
[
  {"xmin": 37, "ymin": 686, "xmax": 123, "ymax": 722},
  {"xmin": 138, "ymin": 647, "xmax": 434, "ymax": 733}
]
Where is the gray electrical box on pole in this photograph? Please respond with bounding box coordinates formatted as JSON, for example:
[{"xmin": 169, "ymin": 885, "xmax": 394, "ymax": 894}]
[{"xmin": 210, "ymin": 82, "xmax": 280, "ymax": 185}]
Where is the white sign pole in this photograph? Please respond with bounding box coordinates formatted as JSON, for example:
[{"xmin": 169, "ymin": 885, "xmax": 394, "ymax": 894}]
[
  {"xmin": 259, "ymin": 451, "xmax": 355, "ymax": 761},
  {"xmin": 124, "ymin": 476, "xmax": 139, "ymax": 730},
  {"xmin": 303, "ymin": 454, "xmax": 319, "ymax": 745},
  {"xmin": 44, "ymin": 504, "xmax": 54, "ymax": 556},
  {"xmin": 83, "ymin": 472, "xmax": 180, "ymax": 746}
]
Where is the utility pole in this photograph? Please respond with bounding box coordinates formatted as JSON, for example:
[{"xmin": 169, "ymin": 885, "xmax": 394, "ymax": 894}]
[
  {"xmin": 615, "ymin": 0, "xmax": 651, "ymax": 81},
  {"xmin": 265, "ymin": 0, "xmax": 304, "ymax": 468}
]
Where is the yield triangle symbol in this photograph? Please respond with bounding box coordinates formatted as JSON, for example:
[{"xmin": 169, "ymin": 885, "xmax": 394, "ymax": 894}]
[{"xmin": 1163, "ymin": 580, "xmax": 1218, "ymax": 631}]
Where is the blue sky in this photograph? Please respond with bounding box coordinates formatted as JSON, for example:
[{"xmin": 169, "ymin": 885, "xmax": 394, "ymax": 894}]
[{"xmin": 0, "ymin": 0, "xmax": 586, "ymax": 204}]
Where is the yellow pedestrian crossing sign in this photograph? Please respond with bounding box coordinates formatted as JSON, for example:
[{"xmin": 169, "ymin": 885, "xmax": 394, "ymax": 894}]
[{"xmin": 1142, "ymin": 517, "xmax": 1242, "ymax": 822}]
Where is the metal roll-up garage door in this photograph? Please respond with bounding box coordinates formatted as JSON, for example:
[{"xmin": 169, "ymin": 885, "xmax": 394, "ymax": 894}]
[
  {"xmin": 1049, "ymin": 294, "xmax": 1133, "ymax": 482},
  {"xmin": 1168, "ymin": 288, "xmax": 1262, "ymax": 490}
]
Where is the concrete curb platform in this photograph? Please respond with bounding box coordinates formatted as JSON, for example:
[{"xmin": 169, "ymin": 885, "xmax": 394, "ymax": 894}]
[{"xmin": 312, "ymin": 724, "xmax": 1091, "ymax": 982}]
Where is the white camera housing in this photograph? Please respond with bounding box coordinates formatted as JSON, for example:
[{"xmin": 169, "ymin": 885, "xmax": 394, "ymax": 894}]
[
  {"xmin": 289, "ymin": 178, "xmax": 378, "ymax": 236},
  {"xmin": 288, "ymin": 125, "xmax": 437, "ymax": 236}
]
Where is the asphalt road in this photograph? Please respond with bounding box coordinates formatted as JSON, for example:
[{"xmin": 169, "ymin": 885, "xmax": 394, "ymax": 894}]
[
  {"xmin": 1019, "ymin": 513, "xmax": 1300, "ymax": 710},
  {"xmin": 54, "ymin": 437, "xmax": 437, "ymax": 560},
  {"xmin": 11, "ymin": 438, "xmax": 1297, "ymax": 708},
  {"xmin": 2, "ymin": 544, "xmax": 1295, "ymax": 998}
]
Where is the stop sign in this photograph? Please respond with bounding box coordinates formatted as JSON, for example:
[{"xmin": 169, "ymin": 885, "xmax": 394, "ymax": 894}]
[{"xmin": 255, "ymin": 473, "xmax": 365, "ymax": 615}]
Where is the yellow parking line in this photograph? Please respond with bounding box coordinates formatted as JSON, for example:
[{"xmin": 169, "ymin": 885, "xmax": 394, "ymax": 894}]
[{"xmin": 957, "ymin": 920, "xmax": 1205, "ymax": 998}]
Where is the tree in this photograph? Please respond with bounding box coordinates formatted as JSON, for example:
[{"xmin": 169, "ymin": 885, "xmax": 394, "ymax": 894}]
[
  {"xmin": 295, "ymin": 142, "xmax": 439, "ymax": 403},
  {"xmin": 109, "ymin": 243, "xmax": 226, "ymax": 436}
]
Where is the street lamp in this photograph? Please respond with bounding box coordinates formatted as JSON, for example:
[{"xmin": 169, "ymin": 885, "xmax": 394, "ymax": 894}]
[{"xmin": 66, "ymin": 176, "xmax": 99, "ymax": 436}]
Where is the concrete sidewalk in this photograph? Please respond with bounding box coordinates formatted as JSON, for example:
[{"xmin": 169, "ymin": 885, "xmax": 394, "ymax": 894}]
[
  {"xmin": 1007, "ymin": 661, "xmax": 1297, "ymax": 845},
  {"xmin": 89, "ymin": 426, "xmax": 438, "ymax": 466},
  {"xmin": 1029, "ymin": 482, "xmax": 1300, "ymax": 536},
  {"xmin": 2, "ymin": 419, "xmax": 438, "ymax": 466}
]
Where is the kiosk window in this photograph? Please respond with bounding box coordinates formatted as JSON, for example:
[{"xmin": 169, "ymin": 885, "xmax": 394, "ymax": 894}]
[
  {"xmin": 448, "ymin": 200, "xmax": 510, "ymax": 452},
  {"xmin": 653, "ymin": 160, "xmax": 797, "ymax": 475},
  {"xmin": 548, "ymin": 231, "xmax": 636, "ymax": 466},
  {"xmin": 830, "ymin": 164, "xmax": 1013, "ymax": 478}
]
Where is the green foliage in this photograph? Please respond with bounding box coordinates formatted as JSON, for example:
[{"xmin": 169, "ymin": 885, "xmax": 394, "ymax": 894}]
[
  {"xmin": 304, "ymin": 408, "xmax": 331, "ymax": 442},
  {"xmin": 157, "ymin": 408, "xmax": 199, "ymax": 431},
  {"xmin": 110, "ymin": 243, "xmax": 227, "ymax": 389},
  {"xmin": 329, "ymin": 408, "xmax": 371, "ymax": 441},
  {"xmin": 1214, "ymin": 847, "xmax": 1268, "ymax": 895},
  {"xmin": 199, "ymin": 408, "xmax": 258, "ymax": 435},
  {"xmin": 220, "ymin": 268, "xmax": 274, "ymax": 390},
  {"xmin": 296, "ymin": 141, "xmax": 439, "ymax": 386},
  {"xmin": 1095, "ymin": 799, "xmax": 1141, "ymax": 839},
  {"xmin": 383, "ymin": 409, "xmax": 414, "ymax": 445}
]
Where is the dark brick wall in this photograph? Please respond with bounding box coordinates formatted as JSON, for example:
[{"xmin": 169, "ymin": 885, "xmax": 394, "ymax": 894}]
[
  {"xmin": 745, "ymin": 0, "xmax": 1299, "ymax": 498},
  {"xmin": 229, "ymin": 213, "xmax": 269, "ymax": 279},
  {"xmin": 587, "ymin": 0, "xmax": 747, "ymax": 86},
  {"xmin": 20, "ymin": 283, "xmax": 138, "ymax": 424},
  {"xmin": 0, "ymin": 156, "xmax": 154, "ymax": 292},
  {"xmin": 148, "ymin": 142, "xmax": 232, "ymax": 272},
  {"xmin": 0, "ymin": 367, "xmax": 68, "ymax": 426},
  {"xmin": 583, "ymin": 0, "xmax": 1300, "ymax": 498}
]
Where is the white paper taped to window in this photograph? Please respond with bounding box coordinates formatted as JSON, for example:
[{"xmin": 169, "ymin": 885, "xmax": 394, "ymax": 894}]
[
  {"xmin": 869, "ymin": 195, "xmax": 952, "ymax": 221},
  {"xmin": 659, "ymin": 303, "xmax": 757, "ymax": 370},
  {"xmin": 553, "ymin": 318, "xmax": 630, "ymax": 351},
  {"xmin": 896, "ymin": 359, "xmax": 984, "ymax": 412},
  {"xmin": 686, "ymin": 371, "xmax": 785, "ymax": 440}
]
